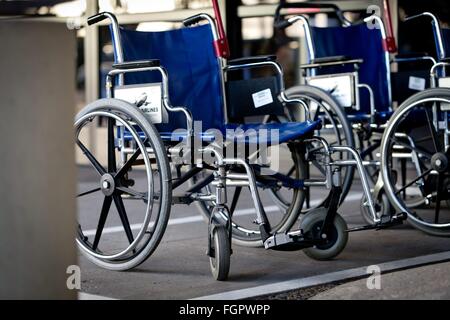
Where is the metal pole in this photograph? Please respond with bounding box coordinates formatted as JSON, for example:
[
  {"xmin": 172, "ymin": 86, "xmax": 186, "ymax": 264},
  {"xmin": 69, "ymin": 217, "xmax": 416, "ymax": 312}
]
[{"xmin": 84, "ymin": 0, "xmax": 99, "ymax": 154}]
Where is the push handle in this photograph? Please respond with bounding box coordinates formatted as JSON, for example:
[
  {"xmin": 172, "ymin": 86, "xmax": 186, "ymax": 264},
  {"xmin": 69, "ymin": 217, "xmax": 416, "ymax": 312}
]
[
  {"xmin": 405, "ymin": 12, "xmax": 445, "ymax": 59},
  {"xmin": 274, "ymin": 19, "xmax": 293, "ymax": 30},
  {"xmin": 87, "ymin": 12, "xmax": 108, "ymax": 26},
  {"xmin": 404, "ymin": 12, "xmax": 427, "ymax": 22},
  {"xmin": 86, "ymin": 12, "xmax": 124, "ymax": 67},
  {"xmin": 274, "ymin": 20, "xmax": 293, "ymax": 29},
  {"xmin": 182, "ymin": 14, "xmax": 204, "ymax": 27}
]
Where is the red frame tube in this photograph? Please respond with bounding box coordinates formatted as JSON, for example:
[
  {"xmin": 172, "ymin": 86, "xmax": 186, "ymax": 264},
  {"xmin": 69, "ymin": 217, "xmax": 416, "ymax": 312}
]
[
  {"xmin": 383, "ymin": 0, "xmax": 397, "ymax": 53},
  {"xmin": 211, "ymin": 0, "xmax": 230, "ymax": 58}
]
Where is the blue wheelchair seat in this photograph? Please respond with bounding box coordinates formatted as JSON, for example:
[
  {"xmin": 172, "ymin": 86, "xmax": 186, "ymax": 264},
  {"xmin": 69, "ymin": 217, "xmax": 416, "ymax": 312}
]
[
  {"xmin": 222, "ymin": 120, "xmax": 321, "ymax": 145},
  {"xmin": 112, "ymin": 24, "xmax": 319, "ymax": 146},
  {"xmin": 124, "ymin": 120, "xmax": 321, "ymax": 145}
]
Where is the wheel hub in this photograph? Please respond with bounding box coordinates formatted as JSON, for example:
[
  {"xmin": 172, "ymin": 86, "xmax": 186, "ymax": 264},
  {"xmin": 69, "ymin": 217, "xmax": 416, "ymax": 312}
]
[
  {"xmin": 431, "ymin": 152, "xmax": 448, "ymax": 173},
  {"xmin": 100, "ymin": 173, "xmax": 116, "ymax": 196}
]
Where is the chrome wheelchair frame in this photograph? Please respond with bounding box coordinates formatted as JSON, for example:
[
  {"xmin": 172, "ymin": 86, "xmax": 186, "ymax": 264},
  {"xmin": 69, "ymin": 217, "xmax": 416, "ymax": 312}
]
[
  {"xmin": 75, "ymin": 9, "xmax": 406, "ymax": 281},
  {"xmin": 275, "ymin": 4, "xmax": 450, "ymax": 235}
]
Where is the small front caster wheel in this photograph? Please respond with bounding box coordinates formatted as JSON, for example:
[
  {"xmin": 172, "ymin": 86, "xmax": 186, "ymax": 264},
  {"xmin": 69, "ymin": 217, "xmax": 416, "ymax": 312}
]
[
  {"xmin": 300, "ymin": 209, "xmax": 348, "ymax": 261},
  {"xmin": 209, "ymin": 225, "xmax": 231, "ymax": 281}
]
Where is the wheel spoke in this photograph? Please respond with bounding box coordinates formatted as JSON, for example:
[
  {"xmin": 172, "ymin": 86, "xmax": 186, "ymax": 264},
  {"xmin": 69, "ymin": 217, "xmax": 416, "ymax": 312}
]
[
  {"xmin": 389, "ymin": 136, "xmax": 433, "ymax": 159},
  {"xmin": 311, "ymin": 104, "xmax": 320, "ymax": 121},
  {"xmin": 286, "ymin": 165, "xmax": 296, "ymax": 177},
  {"xmin": 92, "ymin": 196, "xmax": 113, "ymax": 250},
  {"xmin": 113, "ymin": 194, "xmax": 134, "ymax": 244},
  {"xmin": 78, "ymin": 224, "xmax": 86, "ymax": 240},
  {"xmin": 312, "ymin": 160, "xmax": 327, "ymax": 176},
  {"xmin": 305, "ymin": 186, "xmax": 310, "ymax": 209},
  {"xmin": 76, "ymin": 139, "xmax": 106, "ymax": 176},
  {"xmin": 394, "ymin": 168, "xmax": 432, "ymax": 196},
  {"xmin": 400, "ymin": 159, "xmax": 407, "ymax": 200},
  {"xmin": 326, "ymin": 140, "xmax": 339, "ymax": 146},
  {"xmin": 424, "ymin": 107, "xmax": 440, "ymax": 153},
  {"xmin": 107, "ymin": 118, "xmax": 117, "ymax": 173},
  {"xmin": 434, "ymin": 174, "xmax": 444, "ymax": 223},
  {"xmin": 115, "ymin": 138, "xmax": 148, "ymax": 180},
  {"xmin": 229, "ymin": 187, "xmax": 242, "ymax": 215},
  {"xmin": 77, "ymin": 187, "xmax": 101, "ymax": 198}
]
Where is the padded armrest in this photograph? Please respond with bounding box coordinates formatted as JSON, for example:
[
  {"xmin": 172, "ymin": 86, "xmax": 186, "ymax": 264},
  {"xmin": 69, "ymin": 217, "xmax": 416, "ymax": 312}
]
[
  {"xmin": 310, "ymin": 55, "xmax": 351, "ymax": 64},
  {"xmin": 228, "ymin": 55, "xmax": 277, "ymax": 66},
  {"xmin": 393, "ymin": 53, "xmax": 436, "ymax": 65},
  {"xmin": 300, "ymin": 57, "xmax": 363, "ymax": 69},
  {"xmin": 112, "ymin": 59, "xmax": 160, "ymax": 70},
  {"xmin": 394, "ymin": 52, "xmax": 429, "ymax": 60}
]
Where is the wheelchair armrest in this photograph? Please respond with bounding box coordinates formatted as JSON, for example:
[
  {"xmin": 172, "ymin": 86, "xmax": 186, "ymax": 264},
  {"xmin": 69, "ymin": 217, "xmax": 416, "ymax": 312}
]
[
  {"xmin": 300, "ymin": 57, "xmax": 363, "ymax": 69},
  {"xmin": 228, "ymin": 55, "xmax": 277, "ymax": 66},
  {"xmin": 393, "ymin": 53, "xmax": 436, "ymax": 64},
  {"xmin": 112, "ymin": 59, "xmax": 160, "ymax": 70},
  {"xmin": 395, "ymin": 52, "xmax": 429, "ymax": 60},
  {"xmin": 310, "ymin": 55, "xmax": 351, "ymax": 64}
]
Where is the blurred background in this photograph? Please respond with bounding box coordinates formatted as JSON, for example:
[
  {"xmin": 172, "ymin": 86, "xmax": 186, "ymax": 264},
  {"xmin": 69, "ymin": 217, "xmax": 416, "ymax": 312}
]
[{"xmin": 1, "ymin": 0, "xmax": 449, "ymax": 110}]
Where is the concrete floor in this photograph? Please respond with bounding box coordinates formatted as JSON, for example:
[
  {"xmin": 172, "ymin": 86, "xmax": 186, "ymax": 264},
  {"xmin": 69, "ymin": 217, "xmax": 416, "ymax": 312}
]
[
  {"xmin": 76, "ymin": 166, "xmax": 450, "ymax": 300},
  {"xmin": 311, "ymin": 261, "xmax": 450, "ymax": 300}
]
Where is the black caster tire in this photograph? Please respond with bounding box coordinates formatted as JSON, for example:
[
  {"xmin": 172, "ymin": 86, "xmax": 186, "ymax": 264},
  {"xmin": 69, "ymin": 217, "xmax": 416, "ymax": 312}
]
[
  {"xmin": 301, "ymin": 209, "xmax": 348, "ymax": 260},
  {"xmin": 209, "ymin": 226, "xmax": 231, "ymax": 281}
]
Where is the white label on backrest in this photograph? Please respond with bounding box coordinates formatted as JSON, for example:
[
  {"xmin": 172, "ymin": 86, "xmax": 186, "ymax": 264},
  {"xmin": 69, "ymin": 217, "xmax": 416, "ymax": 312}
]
[
  {"xmin": 252, "ymin": 88, "xmax": 273, "ymax": 108},
  {"xmin": 115, "ymin": 83, "xmax": 167, "ymax": 123},
  {"xmin": 408, "ymin": 76, "xmax": 426, "ymax": 91}
]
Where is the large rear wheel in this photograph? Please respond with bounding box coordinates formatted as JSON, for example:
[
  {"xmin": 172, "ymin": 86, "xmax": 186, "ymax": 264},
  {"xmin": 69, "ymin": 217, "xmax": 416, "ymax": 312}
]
[
  {"xmin": 381, "ymin": 89, "xmax": 450, "ymax": 236},
  {"xmin": 75, "ymin": 98, "xmax": 172, "ymax": 270}
]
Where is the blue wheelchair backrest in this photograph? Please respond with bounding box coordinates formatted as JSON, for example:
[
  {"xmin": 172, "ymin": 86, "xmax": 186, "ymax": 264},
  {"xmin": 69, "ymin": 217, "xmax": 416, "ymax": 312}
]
[
  {"xmin": 310, "ymin": 23, "xmax": 391, "ymax": 113},
  {"xmin": 111, "ymin": 24, "xmax": 225, "ymax": 133}
]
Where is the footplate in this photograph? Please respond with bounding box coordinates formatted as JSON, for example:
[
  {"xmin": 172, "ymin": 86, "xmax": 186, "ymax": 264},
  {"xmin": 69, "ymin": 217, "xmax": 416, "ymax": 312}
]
[
  {"xmin": 347, "ymin": 212, "xmax": 407, "ymax": 232},
  {"xmin": 264, "ymin": 231, "xmax": 314, "ymax": 251}
]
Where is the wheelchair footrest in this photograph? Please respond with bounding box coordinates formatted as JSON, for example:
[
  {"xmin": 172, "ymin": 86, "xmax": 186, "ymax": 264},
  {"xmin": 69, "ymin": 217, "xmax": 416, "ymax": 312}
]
[
  {"xmin": 346, "ymin": 212, "xmax": 407, "ymax": 232},
  {"xmin": 264, "ymin": 231, "xmax": 314, "ymax": 251}
]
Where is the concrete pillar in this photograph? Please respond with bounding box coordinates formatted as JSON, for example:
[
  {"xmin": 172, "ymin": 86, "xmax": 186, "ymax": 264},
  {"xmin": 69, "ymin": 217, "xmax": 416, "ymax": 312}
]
[
  {"xmin": 84, "ymin": 0, "xmax": 99, "ymax": 159},
  {"xmin": 0, "ymin": 21, "xmax": 77, "ymax": 299}
]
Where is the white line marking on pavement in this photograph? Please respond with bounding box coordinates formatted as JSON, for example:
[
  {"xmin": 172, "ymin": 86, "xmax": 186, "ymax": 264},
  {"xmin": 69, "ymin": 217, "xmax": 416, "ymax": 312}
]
[
  {"xmin": 83, "ymin": 192, "xmax": 363, "ymax": 236},
  {"xmin": 78, "ymin": 292, "xmax": 116, "ymax": 300},
  {"xmin": 192, "ymin": 250, "xmax": 450, "ymax": 300},
  {"xmin": 82, "ymin": 206, "xmax": 279, "ymax": 236}
]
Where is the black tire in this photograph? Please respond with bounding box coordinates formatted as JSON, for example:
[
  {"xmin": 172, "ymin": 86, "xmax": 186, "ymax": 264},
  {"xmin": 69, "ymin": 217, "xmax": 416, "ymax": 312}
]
[
  {"xmin": 75, "ymin": 98, "xmax": 172, "ymax": 270},
  {"xmin": 284, "ymin": 85, "xmax": 356, "ymax": 210},
  {"xmin": 380, "ymin": 88, "xmax": 450, "ymax": 237},
  {"xmin": 301, "ymin": 208, "xmax": 348, "ymax": 260},
  {"xmin": 209, "ymin": 226, "xmax": 231, "ymax": 281}
]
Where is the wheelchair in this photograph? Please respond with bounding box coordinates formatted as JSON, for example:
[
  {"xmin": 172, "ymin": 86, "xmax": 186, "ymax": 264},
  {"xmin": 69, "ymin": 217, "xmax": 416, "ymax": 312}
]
[
  {"xmin": 274, "ymin": 3, "xmax": 450, "ymax": 236},
  {"xmin": 75, "ymin": 2, "xmax": 407, "ymax": 280},
  {"xmin": 379, "ymin": 12, "xmax": 450, "ymax": 236}
]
